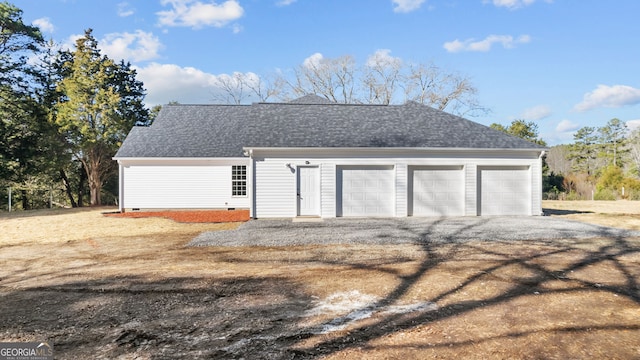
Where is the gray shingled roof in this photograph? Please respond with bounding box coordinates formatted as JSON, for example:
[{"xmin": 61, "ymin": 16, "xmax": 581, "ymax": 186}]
[
  {"xmin": 286, "ymin": 94, "xmax": 336, "ymax": 104},
  {"xmin": 114, "ymin": 98, "xmax": 546, "ymax": 158}
]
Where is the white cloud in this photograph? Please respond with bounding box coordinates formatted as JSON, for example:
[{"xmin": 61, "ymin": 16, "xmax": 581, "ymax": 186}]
[
  {"xmin": 135, "ymin": 62, "xmax": 260, "ymax": 106},
  {"xmin": 486, "ymin": 0, "xmax": 534, "ymax": 9},
  {"xmin": 157, "ymin": 0, "xmax": 244, "ymax": 29},
  {"xmin": 276, "ymin": 0, "xmax": 296, "ymax": 6},
  {"xmin": 214, "ymin": 71, "xmax": 260, "ymax": 89},
  {"xmin": 33, "ymin": 17, "xmax": 54, "ymax": 33},
  {"xmin": 61, "ymin": 34, "xmax": 84, "ymax": 52},
  {"xmin": 101, "ymin": 30, "xmax": 164, "ymax": 62},
  {"xmin": 521, "ymin": 105, "xmax": 551, "ymax": 120},
  {"xmin": 392, "ymin": 0, "xmax": 426, "ymax": 13},
  {"xmin": 555, "ymin": 119, "xmax": 580, "ymax": 133},
  {"xmin": 135, "ymin": 63, "xmax": 220, "ymax": 105},
  {"xmin": 574, "ymin": 84, "xmax": 640, "ymax": 112},
  {"xmin": 485, "ymin": 0, "xmax": 552, "ymax": 10},
  {"xmin": 626, "ymin": 119, "xmax": 640, "ymax": 132},
  {"xmin": 303, "ymin": 52, "xmax": 324, "ymax": 68},
  {"xmin": 444, "ymin": 34, "xmax": 530, "ymax": 53},
  {"xmin": 117, "ymin": 2, "xmax": 135, "ymax": 17},
  {"xmin": 366, "ymin": 49, "xmax": 402, "ymax": 68}
]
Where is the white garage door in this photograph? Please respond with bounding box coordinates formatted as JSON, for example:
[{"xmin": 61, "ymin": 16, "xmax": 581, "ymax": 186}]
[
  {"xmin": 479, "ymin": 166, "xmax": 530, "ymax": 216},
  {"xmin": 339, "ymin": 166, "xmax": 394, "ymax": 217},
  {"xmin": 411, "ymin": 166, "xmax": 464, "ymax": 216}
]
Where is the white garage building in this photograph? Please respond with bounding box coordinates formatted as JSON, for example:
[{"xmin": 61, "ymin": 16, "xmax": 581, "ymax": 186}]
[{"xmin": 114, "ymin": 95, "xmax": 547, "ymax": 218}]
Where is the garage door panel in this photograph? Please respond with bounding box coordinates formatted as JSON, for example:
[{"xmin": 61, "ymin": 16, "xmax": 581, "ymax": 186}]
[
  {"xmin": 479, "ymin": 167, "xmax": 530, "ymax": 216},
  {"xmin": 339, "ymin": 166, "xmax": 394, "ymax": 217},
  {"xmin": 365, "ymin": 192, "xmax": 380, "ymax": 200},
  {"xmin": 411, "ymin": 166, "xmax": 464, "ymax": 217}
]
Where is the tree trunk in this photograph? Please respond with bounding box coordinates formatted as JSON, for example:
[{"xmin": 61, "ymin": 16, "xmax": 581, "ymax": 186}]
[
  {"xmin": 77, "ymin": 165, "xmax": 87, "ymax": 207},
  {"xmin": 88, "ymin": 171, "xmax": 102, "ymax": 206},
  {"xmin": 20, "ymin": 189, "xmax": 30, "ymax": 210},
  {"xmin": 59, "ymin": 169, "xmax": 78, "ymax": 208},
  {"xmin": 82, "ymin": 143, "xmax": 113, "ymax": 207}
]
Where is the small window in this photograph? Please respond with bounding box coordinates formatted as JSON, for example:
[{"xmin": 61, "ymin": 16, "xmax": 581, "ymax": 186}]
[{"xmin": 232, "ymin": 165, "xmax": 247, "ymax": 196}]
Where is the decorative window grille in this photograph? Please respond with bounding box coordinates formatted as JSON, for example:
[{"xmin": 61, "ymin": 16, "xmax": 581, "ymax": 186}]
[{"xmin": 232, "ymin": 165, "xmax": 247, "ymax": 196}]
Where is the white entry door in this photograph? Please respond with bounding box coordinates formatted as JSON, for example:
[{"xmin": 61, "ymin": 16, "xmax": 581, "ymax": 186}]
[{"xmin": 297, "ymin": 166, "xmax": 320, "ymax": 216}]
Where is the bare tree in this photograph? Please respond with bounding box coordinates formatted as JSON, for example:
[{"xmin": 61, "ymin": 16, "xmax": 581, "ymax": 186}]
[
  {"xmin": 362, "ymin": 50, "xmax": 402, "ymax": 105},
  {"xmin": 245, "ymin": 73, "xmax": 285, "ymax": 102},
  {"xmin": 212, "ymin": 72, "xmax": 252, "ymax": 104},
  {"xmin": 627, "ymin": 128, "xmax": 640, "ymax": 175},
  {"xmin": 212, "ymin": 71, "xmax": 284, "ymax": 104},
  {"xmin": 404, "ymin": 63, "xmax": 485, "ymax": 116},
  {"xmin": 546, "ymin": 144, "xmax": 574, "ymax": 175},
  {"xmin": 286, "ymin": 54, "xmax": 357, "ymax": 103},
  {"xmin": 212, "ymin": 52, "xmax": 486, "ymax": 116}
]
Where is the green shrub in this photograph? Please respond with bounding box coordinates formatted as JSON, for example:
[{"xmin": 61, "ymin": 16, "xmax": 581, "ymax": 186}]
[
  {"xmin": 621, "ymin": 178, "xmax": 640, "ymax": 200},
  {"xmin": 596, "ymin": 165, "xmax": 624, "ymax": 192},
  {"xmin": 565, "ymin": 191, "xmax": 586, "ymax": 200},
  {"xmin": 627, "ymin": 191, "xmax": 640, "ymax": 201},
  {"xmin": 594, "ymin": 188, "xmax": 617, "ymax": 200}
]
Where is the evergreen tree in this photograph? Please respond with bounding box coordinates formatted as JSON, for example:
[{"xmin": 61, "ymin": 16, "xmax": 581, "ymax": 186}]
[
  {"xmin": 0, "ymin": 2, "xmax": 45, "ymax": 209},
  {"xmin": 598, "ymin": 118, "xmax": 628, "ymax": 167},
  {"xmin": 32, "ymin": 39, "xmax": 84, "ymax": 207},
  {"xmin": 0, "ymin": 1, "xmax": 42, "ymax": 88},
  {"xmin": 569, "ymin": 126, "xmax": 598, "ymax": 175},
  {"xmin": 112, "ymin": 60, "xmax": 150, "ymax": 127},
  {"xmin": 55, "ymin": 29, "xmax": 147, "ymax": 206},
  {"xmin": 490, "ymin": 119, "xmax": 546, "ymax": 146}
]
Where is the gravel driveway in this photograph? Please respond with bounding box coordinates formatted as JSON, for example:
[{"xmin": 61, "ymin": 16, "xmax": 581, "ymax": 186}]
[{"xmin": 189, "ymin": 216, "xmax": 640, "ymax": 247}]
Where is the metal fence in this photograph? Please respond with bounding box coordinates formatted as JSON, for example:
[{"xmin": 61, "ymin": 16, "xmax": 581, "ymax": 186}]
[{"xmin": 2, "ymin": 185, "xmax": 70, "ymax": 212}]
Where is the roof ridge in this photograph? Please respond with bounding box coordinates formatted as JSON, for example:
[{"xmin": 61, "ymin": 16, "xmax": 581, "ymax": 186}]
[
  {"xmin": 255, "ymin": 101, "xmax": 389, "ymax": 107},
  {"xmin": 166, "ymin": 103, "xmax": 251, "ymax": 107}
]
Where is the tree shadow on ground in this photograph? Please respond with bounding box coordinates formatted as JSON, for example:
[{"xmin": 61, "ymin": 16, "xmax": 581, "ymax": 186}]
[
  {"xmin": 542, "ymin": 208, "xmax": 594, "ymax": 216},
  {"xmin": 0, "ymin": 276, "xmax": 313, "ymax": 359},
  {"xmin": 284, "ymin": 219, "xmax": 640, "ymax": 358}
]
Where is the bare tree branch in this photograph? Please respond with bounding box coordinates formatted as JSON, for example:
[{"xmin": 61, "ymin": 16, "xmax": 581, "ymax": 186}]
[{"xmin": 211, "ymin": 53, "xmax": 486, "ymax": 116}]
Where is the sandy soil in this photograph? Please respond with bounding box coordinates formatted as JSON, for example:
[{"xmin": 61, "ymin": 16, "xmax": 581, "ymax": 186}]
[{"xmin": 0, "ymin": 204, "xmax": 639, "ymax": 359}]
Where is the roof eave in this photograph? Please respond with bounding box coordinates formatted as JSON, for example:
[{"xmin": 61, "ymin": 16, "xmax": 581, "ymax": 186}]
[
  {"xmin": 113, "ymin": 156, "xmax": 249, "ymax": 161},
  {"xmin": 242, "ymin": 146, "xmax": 548, "ymax": 153}
]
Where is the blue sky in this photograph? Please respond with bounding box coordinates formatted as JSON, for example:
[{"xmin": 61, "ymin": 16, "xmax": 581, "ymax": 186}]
[{"xmin": 14, "ymin": 0, "xmax": 640, "ymax": 145}]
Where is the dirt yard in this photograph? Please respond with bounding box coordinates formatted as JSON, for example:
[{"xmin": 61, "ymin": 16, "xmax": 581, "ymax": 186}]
[
  {"xmin": 544, "ymin": 200, "xmax": 640, "ymax": 230},
  {"xmin": 1, "ymin": 203, "xmax": 639, "ymax": 359}
]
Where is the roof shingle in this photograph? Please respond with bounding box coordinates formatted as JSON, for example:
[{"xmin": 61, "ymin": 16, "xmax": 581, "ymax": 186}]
[{"xmin": 114, "ymin": 99, "xmax": 546, "ymax": 158}]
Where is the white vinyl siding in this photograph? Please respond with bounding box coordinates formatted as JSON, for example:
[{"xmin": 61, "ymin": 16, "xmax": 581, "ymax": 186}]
[
  {"xmin": 395, "ymin": 163, "xmax": 408, "ymax": 217},
  {"xmin": 478, "ymin": 166, "xmax": 531, "ymax": 216},
  {"xmin": 338, "ymin": 166, "xmax": 395, "ymax": 217},
  {"xmin": 410, "ymin": 166, "xmax": 464, "ymax": 216},
  {"xmin": 531, "ymin": 157, "xmax": 543, "ymax": 215},
  {"xmin": 464, "ymin": 164, "xmax": 478, "ymax": 216},
  {"xmin": 320, "ymin": 163, "xmax": 337, "ymax": 217},
  {"xmin": 120, "ymin": 149, "xmax": 543, "ymax": 217},
  {"xmin": 122, "ymin": 164, "xmax": 249, "ymax": 209},
  {"xmin": 253, "ymin": 158, "xmax": 297, "ymax": 218}
]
